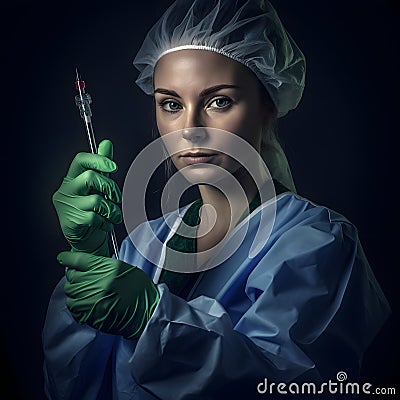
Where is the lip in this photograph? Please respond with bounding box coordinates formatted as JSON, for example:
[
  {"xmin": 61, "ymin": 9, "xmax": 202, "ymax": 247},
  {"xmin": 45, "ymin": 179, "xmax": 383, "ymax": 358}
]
[{"xmin": 180, "ymin": 151, "xmax": 218, "ymax": 165}]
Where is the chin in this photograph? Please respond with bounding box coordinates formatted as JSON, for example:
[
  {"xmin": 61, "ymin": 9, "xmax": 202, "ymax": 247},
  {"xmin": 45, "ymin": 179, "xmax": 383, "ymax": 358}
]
[{"xmin": 178, "ymin": 163, "xmax": 233, "ymax": 186}]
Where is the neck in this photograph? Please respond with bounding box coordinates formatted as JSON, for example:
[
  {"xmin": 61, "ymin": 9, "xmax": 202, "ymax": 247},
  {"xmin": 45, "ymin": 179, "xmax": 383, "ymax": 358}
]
[{"xmin": 197, "ymin": 165, "xmax": 260, "ymax": 232}]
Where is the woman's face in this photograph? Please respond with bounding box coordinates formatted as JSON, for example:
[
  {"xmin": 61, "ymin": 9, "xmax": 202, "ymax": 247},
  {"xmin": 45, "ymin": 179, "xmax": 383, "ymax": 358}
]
[{"xmin": 153, "ymin": 49, "xmax": 274, "ymax": 179}]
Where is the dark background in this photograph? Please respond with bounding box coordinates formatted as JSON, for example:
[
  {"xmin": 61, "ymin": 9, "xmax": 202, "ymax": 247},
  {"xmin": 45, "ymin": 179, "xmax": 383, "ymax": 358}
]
[{"xmin": 3, "ymin": 0, "xmax": 399, "ymax": 399}]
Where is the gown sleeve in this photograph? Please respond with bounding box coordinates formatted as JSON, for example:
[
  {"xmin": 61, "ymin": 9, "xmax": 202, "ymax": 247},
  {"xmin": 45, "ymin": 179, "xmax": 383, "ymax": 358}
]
[
  {"xmin": 43, "ymin": 277, "xmax": 117, "ymax": 400},
  {"xmin": 129, "ymin": 215, "xmax": 390, "ymax": 399}
]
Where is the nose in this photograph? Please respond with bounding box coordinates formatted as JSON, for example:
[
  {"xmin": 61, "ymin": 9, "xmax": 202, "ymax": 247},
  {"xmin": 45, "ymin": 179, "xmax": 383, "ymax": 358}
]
[
  {"xmin": 181, "ymin": 106, "xmax": 206, "ymax": 142},
  {"xmin": 182, "ymin": 127, "xmax": 207, "ymax": 142}
]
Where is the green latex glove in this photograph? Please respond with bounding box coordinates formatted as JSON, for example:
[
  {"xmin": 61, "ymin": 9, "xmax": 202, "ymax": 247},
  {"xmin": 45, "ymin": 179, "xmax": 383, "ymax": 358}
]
[
  {"xmin": 57, "ymin": 251, "xmax": 160, "ymax": 339},
  {"xmin": 52, "ymin": 140, "xmax": 122, "ymax": 257}
]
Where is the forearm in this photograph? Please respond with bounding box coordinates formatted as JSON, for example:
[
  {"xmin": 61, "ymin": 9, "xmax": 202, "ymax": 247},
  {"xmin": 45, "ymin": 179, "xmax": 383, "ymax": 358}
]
[
  {"xmin": 43, "ymin": 278, "xmax": 115, "ymax": 400},
  {"xmin": 130, "ymin": 285, "xmax": 311, "ymax": 400}
]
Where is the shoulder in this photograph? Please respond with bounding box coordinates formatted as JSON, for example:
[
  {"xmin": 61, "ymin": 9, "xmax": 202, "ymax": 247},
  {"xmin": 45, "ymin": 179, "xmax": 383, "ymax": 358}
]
[
  {"xmin": 270, "ymin": 192, "xmax": 358, "ymax": 246},
  {"xmin": 274, "ymin": 191, "xmax": 353, "ymax": 226},
  {"xmin": 247, "ymin": 193, "xmax": 391, "ymax": 359},
  {"xmin": 248, "ymin": 192, "xmax": 361, "ymax": 290},
  {"xmin": 245, "ymin": 192, "xmax": 380, "ymax": 315},
  {"xmin": 247, "ymin": 194, "xmax": 364, "ymax": 311}
]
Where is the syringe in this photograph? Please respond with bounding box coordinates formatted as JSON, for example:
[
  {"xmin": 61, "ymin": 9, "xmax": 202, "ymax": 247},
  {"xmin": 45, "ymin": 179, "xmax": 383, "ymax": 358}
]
[{"xmin": 74, "ymin": 67, "xmax": 120, "ymax": 259}]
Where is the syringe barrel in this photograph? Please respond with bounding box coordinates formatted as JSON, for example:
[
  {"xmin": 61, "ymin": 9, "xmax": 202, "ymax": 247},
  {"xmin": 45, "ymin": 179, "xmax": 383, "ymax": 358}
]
[
  {"xmin": 74, "ymin": 70, "xmax": 119, "ymax": 259},
  {"xmin": 75, "ymin": 93, "xmax": 93, "ymax": 120}
]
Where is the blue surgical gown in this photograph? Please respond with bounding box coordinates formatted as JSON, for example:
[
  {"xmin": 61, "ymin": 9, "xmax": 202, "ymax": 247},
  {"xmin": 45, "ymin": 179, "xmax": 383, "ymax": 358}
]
[{"xmin": 43, "ymin": 192, "xmax": 391, "ymax": 399}]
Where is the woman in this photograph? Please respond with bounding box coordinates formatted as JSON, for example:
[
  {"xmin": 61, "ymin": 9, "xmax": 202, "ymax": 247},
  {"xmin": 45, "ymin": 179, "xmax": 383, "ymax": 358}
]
[{"xmin": 44, "ymin": 1, "xmax": 390, "ymax": 399}]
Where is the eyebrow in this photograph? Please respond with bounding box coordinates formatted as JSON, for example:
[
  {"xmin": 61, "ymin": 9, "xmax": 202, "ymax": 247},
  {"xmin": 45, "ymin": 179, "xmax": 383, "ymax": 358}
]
[{"xmin": 153, "ymin": 84, "xmax": 240, "ymax": 98}]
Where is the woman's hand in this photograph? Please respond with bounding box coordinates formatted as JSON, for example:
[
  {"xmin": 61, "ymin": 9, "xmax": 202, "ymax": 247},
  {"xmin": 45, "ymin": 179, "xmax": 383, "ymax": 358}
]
[
  {"xmin": 57, "ymin": 251, "xmax": 160, "ymax": 339},
  {"xmin": 52, "ymin": 140, "xmax": 122, "ymax": 257}
]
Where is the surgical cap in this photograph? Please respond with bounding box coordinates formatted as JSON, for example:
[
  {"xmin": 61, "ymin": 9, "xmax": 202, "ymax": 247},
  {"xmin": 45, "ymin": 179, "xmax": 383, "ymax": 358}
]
[{"xmin": 133, "ymin": 0, "xmax": 306, "ymax": 117}]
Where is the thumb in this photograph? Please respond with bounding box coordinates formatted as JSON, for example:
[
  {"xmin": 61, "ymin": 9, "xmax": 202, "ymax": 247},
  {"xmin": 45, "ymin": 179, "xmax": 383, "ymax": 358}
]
[
  {"xmin": 57, "ymin": 251, "xmax": 104, "ymax": 272},
  {"xmin": 98, "ymin": 139, "xmax": 113, "ymax": 161}
]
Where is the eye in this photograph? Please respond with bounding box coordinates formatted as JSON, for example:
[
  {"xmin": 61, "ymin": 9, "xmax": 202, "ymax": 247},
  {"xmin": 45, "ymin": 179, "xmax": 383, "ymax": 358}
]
[
  {"xmin": 159, "ymin": 100, "xmax": 182, "ymax": 113},
  {"xmin": 207, "ymin": 96, "xmax": 232, "ymax": 110}
]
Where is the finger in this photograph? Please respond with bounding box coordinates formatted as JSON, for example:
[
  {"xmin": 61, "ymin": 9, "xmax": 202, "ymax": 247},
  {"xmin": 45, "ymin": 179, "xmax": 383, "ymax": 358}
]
[
  {"xmin": 64, "ymin": 273, "xmax": 99, "ymax": 300},
  {"xmin": 65, "ymin": 292, "xmax": 87, "ymax": 324},
  {"xmin": 65, "ymin": 267, "xmax": 77, "ymax": 284},
  {"xmin": 84, "ymin": 210, "xmax": 115, "ymax": 233},
  {"xmin": 98, "ymin": 139, "xmax": 113, "ymax": 161},
  {"xmin": 98, "ymin": 140, "xmax": 114, "ymax": 178},
  {"xmin": 65, "ymin": 266, "xmax": 102, "ymax": 292},
  {"xmin": 70, "ymin": 170, "xmax": 122, "ymax": 203},
  {"xmin": 74, "ymin": 195, "xmax": 122, "ymax": 225},
  {"xmin": 66, "ymin": 152, "xmax": 117, "ymax": 180},
  {"xmin": 65, "ymin": 268, "xmax": 87, "ymax": 287},
  {"xmin": 53, "ymin": 195, "xmax": 115, "ymax": 232}
]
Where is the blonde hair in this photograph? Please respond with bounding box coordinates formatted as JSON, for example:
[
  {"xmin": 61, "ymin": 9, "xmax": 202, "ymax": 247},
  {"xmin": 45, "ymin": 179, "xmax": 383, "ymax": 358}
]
[{"xmin": 261, "ymin": 126, "xmax": 296, "ymax": 193}]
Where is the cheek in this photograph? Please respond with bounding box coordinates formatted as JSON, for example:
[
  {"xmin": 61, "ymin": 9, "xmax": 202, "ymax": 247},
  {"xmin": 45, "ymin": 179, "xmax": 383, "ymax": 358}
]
[
  {"xmin": 215, "ymin": 103, "xmax": 263, "ymax": 145},
  {"xmin": 155, "ymin": 109, "xmax": 168, "ymax": 135},
  {"xmin": 155, "ymin": 106, "xmax": 182, "ymax": 135}
]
